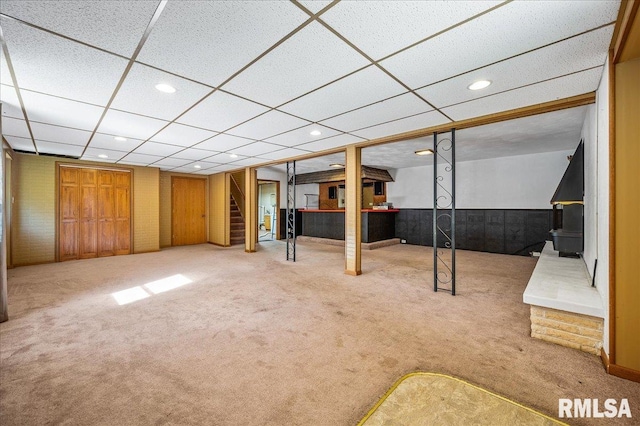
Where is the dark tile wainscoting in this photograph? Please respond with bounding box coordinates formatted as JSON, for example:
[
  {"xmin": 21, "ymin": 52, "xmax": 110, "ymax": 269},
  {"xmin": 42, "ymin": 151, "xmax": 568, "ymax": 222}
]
[{"xmin": 395, "ymin": 209, "xmax": 555, "ymax": 256}]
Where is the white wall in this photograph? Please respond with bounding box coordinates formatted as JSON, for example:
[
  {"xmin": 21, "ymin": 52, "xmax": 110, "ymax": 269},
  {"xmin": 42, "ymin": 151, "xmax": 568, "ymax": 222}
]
[
  {"xmin": 592, "ymin": 58, "xmax": 610, "ymax": 354},
  {"xmin": 296, "ymin": 183, "xmax": 319, "ymax": 209},
  {"xmin": 257, "ymin": 168, "xmax": 286, "ymax": 207},
  {"xmin": 387, "ymin": 149, "xmax": 574, "ymax": 209}
]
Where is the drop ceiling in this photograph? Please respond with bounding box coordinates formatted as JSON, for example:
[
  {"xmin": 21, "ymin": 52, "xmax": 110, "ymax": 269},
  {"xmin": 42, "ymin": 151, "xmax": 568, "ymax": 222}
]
[{"xmin": 0, "ymin": 0, "xmax": 618, "ymax": 173}]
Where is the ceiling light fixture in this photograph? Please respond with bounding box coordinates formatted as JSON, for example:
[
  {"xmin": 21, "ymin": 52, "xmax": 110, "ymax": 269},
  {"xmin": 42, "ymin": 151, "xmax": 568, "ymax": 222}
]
[
  {"xmin": 229, "ymin": 154, "xmax": 238, "ymax": 158},
  {"xmin": 114, "ymin": 136, "xmax": 127, "ymax": 142},
  {"xmin": 329, "ymin": 163, "xmax": 345, "ymax": 168},
  {"xmin": 98, "ymin": 154, "xmax": 109, "ymax": 159},
  {"xmin": 194, "ymin": 164, "xmax": 201, "ymax": 169},
  {"xmin": 414, "ymin": 149, "xmax": 434, "ymax": 156},
  {"xmin": 310, "ymin": 130, "xmax": 322, "ymax": 136},
  {"xmin": 155, "ymin": 83, "xmax": 176, "ymax": 93},
  {"xmin": 468, "ymin": 80, "xmax": 491, "ymax": 91}
]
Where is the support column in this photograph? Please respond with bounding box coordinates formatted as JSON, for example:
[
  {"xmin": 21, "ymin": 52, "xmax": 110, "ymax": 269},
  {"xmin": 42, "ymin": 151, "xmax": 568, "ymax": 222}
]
[
  {"xmin": 244, "ymin": 167, "xmax": 257, "ymax": 253},
  {"xmin": 345, "ymin": 146, "xmax": 362, "ymax": 276}
]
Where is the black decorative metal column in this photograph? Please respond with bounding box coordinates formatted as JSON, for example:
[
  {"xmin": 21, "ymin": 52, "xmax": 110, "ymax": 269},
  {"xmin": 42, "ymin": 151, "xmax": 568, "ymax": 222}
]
[
  {"xmin": 433, "ymin": 129, "xmax": 456, "ymax": 295},
  {"xmin": 286, "ymin": 161, "xmax": 296, "ymax": 262}
]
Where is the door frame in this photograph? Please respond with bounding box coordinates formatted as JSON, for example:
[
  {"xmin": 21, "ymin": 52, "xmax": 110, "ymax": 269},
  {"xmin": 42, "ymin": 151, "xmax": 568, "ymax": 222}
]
[
  {"xmin": 257, "ymin": 179, "xmax": 280, "ymax": 240},
  {"xmin": 55, "ymin": 163, "xmax": 133, "ymax": 262}
]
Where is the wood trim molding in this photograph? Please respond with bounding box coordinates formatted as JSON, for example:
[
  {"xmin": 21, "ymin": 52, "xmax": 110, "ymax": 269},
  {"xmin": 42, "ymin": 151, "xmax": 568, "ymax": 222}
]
[
  {"xmin": 609, "ymin": 363, "xmax": 640, "ymax": 383},
  {"xmin": 600, "ymin": 348, "xmax": 611, "ymax": 373},
  {"xmin": 608, "ymin": 49, "xmax": 617, "ymax": 365},
  {"xmin": 612, "ymin": 0, "xmax": 640, "ymax": 63},
  {"xmin": 208, "ymin": 241, "xmax": 230, "ymax": 248}
]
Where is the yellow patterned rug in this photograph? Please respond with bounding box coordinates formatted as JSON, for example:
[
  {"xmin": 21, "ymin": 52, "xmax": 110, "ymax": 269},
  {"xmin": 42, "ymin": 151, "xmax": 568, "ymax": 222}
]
[{"xmin": 359, "ymin": 373, "xmax": 567, "ymax": 426}]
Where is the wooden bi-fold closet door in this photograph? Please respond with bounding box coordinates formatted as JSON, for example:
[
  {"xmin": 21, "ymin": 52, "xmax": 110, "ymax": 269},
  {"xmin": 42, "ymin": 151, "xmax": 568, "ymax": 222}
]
[{"xmin": 59, "ymin": 166, "xmax": 131, "ymax": 261}]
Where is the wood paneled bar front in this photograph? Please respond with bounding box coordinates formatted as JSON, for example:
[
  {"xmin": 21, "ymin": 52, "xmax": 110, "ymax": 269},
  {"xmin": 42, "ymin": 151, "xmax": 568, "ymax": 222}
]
[{"xmin": 300, "ymin": 209, "xmax": 399, "ymax": 243}]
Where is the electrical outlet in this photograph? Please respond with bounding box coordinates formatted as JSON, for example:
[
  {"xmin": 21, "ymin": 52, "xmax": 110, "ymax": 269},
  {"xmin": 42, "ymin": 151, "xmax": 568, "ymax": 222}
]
[{"xmin": 401, "ymin": 239, "xmax": 407, "ymax": 244}]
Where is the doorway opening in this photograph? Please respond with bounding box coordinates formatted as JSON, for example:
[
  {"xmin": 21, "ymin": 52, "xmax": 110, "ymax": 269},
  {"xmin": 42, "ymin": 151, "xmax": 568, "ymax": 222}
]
[{"xmin": 258, "ymin": 180, "xmax": 279, "ymax": 242}]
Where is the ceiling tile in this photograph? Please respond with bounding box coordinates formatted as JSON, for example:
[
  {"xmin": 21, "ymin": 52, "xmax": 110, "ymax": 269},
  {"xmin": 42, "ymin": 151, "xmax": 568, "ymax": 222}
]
[
  {"xmin": 224, "ymin": 21, "xmax": 370, "ymax": 106},
  {"xmin": 441, "ymin": 67, "xmax": 604, "ymax": 121},
  {"xmin": 257, "ymin": 147, "xmax": 312, "ymax": 161},
  {"xmin": 4, "ymin": 135, "xmax": 35, "ymax": 152},
  {"xmin": 177, "ymin": 90, "xmax": 270, "ymax": 132},
  {"xmin": 295, "ymin": 152, "xmax": 345, "ymax": 174},
  {"xmin": 0, "ymin": 84, "xmax": 25, "ymax": 119},
  {"xmin": 320, "ymin": 93, "xmax": 433, "ymax": 132},
  {"xmin": 81, "ymin": 147, "xmax": 126, "ymax": 163},
  {"xmin": 153, "ymin": 157, "xmax": 195, "ymax": 169},
  {"xmin": 20, "ymin": 89, "xmax": 104, "ymax": 131},
  {"xmin": 169, "ymin": 165, "xmax": 200, "ymax": 174},
  {"xmin": 1, "ymin": 49, "xmax": 13, "ymax": 86},
  {"xmin": 110, "ymin": 63, "xmax": 212, "ymax": 121},
  {"xmin": 192, "ymin": 169, "xmax": 216, "ymax": 176},
  {"xmin": 380, "ymin": 0, "xmax": 620, "ymax": 89},
  {"xmin": 210, "ymin": 164, "xmax": 245, "ymax": 173},
  {"xmin": 279, "ymin": 66, "xmax": 407, "ymax": 121},
  {"xmin": 88, "ymin": 133, "xmax": 143, "ymax": 152},
  {"xmin": 295, "ymin": 133, "xmax": 367, "ymax": 152},
  {"xmin": 36, "ymin": 140, "xmax": 84, "ymax": 157},
  {"xmin": 118, "ymin": 152, "xmax": 163, "ymax": 166},
  {"xmin": 228, "ymin": 110, "xmax": 309, "ymax": 140},
  {"xmin": 297, "ymin": 1, "xmax": 334, "ymax": 14},
  {"xmin": 171, "ymin": 148, "xmax": 217, "ymax": 161},
  {"xmin": 1, "ymin": 116, "xmax": 31, "ymax": 138},
  {"xmin": 264, "ymin": 124, "xmax": 340, "ymax": 147},
  {"xmin": 137, "ymin": 1, "xmax": 308, "ymax": 86},
  {"xmin": 205, "ymin": 153, "xmax": 248, "ymax": 163},
  {"xmin": 231, "ymin": 142, "xmax": 284, "ymax": 157},
  {"xmin": 417, "ymin": 25, "xmax": 613, "ymax": 108},
  {"xmin": 321, "ymin": 0, "xmax": 502, "ymax": 60},
  {"xmin": 191, "ymin": 133, "xmax": 254, "ymax": 152},
  {"xmin": 150, "ymin": 122, "xmax": 217, "ymax": 147},
  {"xmin": 30, "ymin": 122, "xmax": 92, "ymax": 146},
  {"xmin": 1, "ymin": 17, "xmax": 128, "ymax": 105},
  {"xmin": 352, "ymin": 110, "xmax": 451, "ymax": 140},
  {"xmin": 132, "ymin": 141, "xmax": 186, "ymax": 157},
  {"xmin": 228, "ymin": 157, "xmax": 270, "ymax": 167},
  {"xmin": 0, "ymin": 1, "xmax": 160, "ymax": 57},
  {"xmin": 97, "ymin": 109, "xmax": 169, "ymax": 141}
]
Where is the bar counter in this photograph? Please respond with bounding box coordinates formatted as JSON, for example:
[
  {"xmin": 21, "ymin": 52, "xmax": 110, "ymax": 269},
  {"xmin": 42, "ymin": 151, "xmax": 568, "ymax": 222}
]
[{"xmin": 300, "ymin": 209, "xmax": 399, "ymax": 243}]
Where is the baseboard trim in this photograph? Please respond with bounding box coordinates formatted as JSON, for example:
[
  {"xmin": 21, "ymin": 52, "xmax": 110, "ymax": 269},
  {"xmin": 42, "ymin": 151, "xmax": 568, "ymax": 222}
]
[
  {"xmin": 133, "ymin": 249, "xmax": 160, "ymax": 254},
  {"xmin": 208, "ymin": 242, "xmax": 230, "ymax": 247},
  {"xmin": 609, "ymin": 363, "xmax": 640, "ymax": 383},
  {"xmin": 13, "ymin": 260, "xmax": 55, "ymax": 267},
  {"xmin": 245, "ymin": 249, "xmax": 257, "ymax": 253},
  {"xmin": 345, "ymin": 270, "xmax": 362, "ymax": 276},
  {"xmin": 600, "ymin": 349, "xmax": 610, "ymax": 372}
]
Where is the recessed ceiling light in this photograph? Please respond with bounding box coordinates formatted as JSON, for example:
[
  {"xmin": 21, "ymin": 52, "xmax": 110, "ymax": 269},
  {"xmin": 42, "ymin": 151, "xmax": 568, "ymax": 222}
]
[
  {"xmin": 155, "ymin": 83, "xmax": 176, "ymax": 93},
  {"xmin": 194, "ymin": 164, "xmax": 201, "ymax": 169},
  {"xmin": 229, "ymin": 154, "xmax": 238, "ymax": 158},
  {"xmin": 329, "ymin": 163, "xmax": 345, "ymax": 168},
  {"xmin": 114, "ymin": 136, "xmax": 127, "ymax": 142},
  {"xmin": 468, "ymin": 80, "xmax": 491, "ymax": 91},
  {"xmin": 310, "ymin": 130, "xmax": 322, "ymax": 136},
  {"xmin": 98, "ymin": 154, "xmax": 109, "ymax": 159},
  {"xmin": 414, "ymin": 149, "xmax": 434, "ymax": 156}
]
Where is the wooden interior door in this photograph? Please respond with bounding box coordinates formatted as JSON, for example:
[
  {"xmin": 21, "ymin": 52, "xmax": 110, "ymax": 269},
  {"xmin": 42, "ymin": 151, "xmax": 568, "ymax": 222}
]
[
  {"xmin": 79, "ymin": 168, "xmax": 98, "ymax": 259},
  {"xmin": 59, "ymin": 167, "xmax": 80, "ymax": 261},
  {"xmin": 172, "ymin": 177, "xmax": 206, "ymax": 246},
  {"xmin": 59, "ymin": 166, "xmax": 131, "ymax": 261},
  {"xmin": 114, "ymin": 172, "xmax": 131, "ymax": 255},
  {"xmin": 98, "ymin": 171, "xmax": 115, "ymax": 257}
]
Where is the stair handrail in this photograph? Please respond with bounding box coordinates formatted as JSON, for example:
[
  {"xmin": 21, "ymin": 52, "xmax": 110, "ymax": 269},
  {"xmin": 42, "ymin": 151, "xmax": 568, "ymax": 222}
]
[{"xmin": 230, "ymin": 173, "xmax": 245, "ymax": 220}]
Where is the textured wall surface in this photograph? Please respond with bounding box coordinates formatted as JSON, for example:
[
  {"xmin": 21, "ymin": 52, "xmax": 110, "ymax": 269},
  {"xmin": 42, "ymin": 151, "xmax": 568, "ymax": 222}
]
[{"xmin": 12, "ymin": 154, "xmax": 160, "ymax": 265}]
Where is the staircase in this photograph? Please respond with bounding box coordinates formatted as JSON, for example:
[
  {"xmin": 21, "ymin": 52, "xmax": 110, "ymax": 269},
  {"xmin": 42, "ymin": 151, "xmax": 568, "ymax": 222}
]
[{"xmin": 230, "ymin": 196, "xmax": 245, "ymax": 246}]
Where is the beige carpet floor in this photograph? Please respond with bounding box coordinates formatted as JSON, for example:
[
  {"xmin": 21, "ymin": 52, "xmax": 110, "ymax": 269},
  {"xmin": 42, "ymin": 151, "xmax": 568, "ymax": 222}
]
[{"xmin": 1, "ymin": 241, "xmax": 638, "ymax": 425}]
